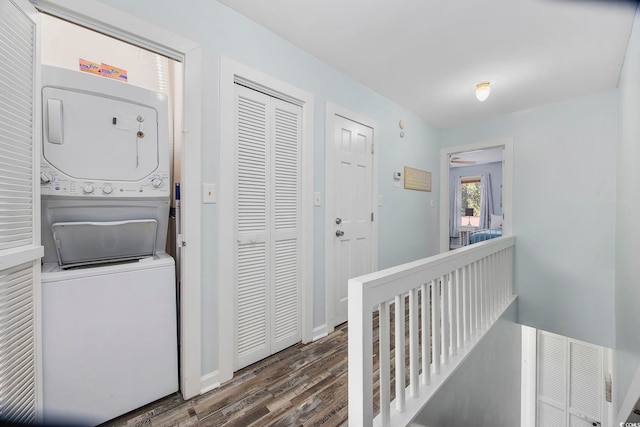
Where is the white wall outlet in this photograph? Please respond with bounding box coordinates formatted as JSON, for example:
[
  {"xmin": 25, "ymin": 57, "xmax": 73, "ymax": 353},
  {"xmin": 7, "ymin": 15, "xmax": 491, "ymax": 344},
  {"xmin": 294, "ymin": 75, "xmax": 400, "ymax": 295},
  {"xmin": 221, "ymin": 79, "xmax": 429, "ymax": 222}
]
[
  {"xmin": 202, "ymin": 183, "xmax": 216, "ymax": 204},
  {"xmin": 313, "ymin": 192, "xmax": 321, "ymax": 206}
]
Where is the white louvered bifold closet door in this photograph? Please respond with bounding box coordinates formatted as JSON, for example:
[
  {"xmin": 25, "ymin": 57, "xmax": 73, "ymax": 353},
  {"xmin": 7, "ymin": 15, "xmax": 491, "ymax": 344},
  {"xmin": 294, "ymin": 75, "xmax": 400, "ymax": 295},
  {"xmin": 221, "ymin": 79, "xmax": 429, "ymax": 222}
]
[
  {"xmin": 537, "ymin": 331, "xmax": 604, "ymax": 427},
  {"xmin": 0, "ymin": 0, "xmax": 42, "ymax": 423},
  {"xmin": 234, "ymin": 84, "xmax": 302, "ymax": 370}
]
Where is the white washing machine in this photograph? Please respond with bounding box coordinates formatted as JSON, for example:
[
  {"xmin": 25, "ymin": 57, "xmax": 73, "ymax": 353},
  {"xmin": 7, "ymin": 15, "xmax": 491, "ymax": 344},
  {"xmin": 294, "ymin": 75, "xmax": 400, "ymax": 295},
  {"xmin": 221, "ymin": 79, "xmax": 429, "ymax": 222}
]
[
  {"xmin": 41, "ymin": 254, "xmax": 177, "ymax": 426},
  {"xmin": 39, "ymin": 66, "xmax": 178, "ymax": 425}
]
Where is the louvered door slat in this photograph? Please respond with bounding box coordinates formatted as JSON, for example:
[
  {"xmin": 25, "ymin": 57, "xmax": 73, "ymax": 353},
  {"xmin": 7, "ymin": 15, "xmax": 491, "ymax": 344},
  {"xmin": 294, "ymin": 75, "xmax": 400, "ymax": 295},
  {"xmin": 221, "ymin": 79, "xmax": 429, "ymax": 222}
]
[
  {"xmin": 569, "ymin": 341, "xmax": 601, "ymax": 422},
  {"xmin": 0, "ymin": 263, "xmax": 36, "ymax": 423},
  {"xmin": 235, "ymin": 86, "xmax": 271, "ymax": 369},
  {"xmin": 234, "ymin": 85, "xmax": 302, "ymax": 370},
  {"xmin": 0, "ymin": 0, "xmax": 34, "ymax": 254},
  {"xmin": 0, "ymin": 1, "xmax": 38, "ymax": 423},
  {"xmin": 271, "ymin": 100, "xmax": 301, "ymax": 352}
]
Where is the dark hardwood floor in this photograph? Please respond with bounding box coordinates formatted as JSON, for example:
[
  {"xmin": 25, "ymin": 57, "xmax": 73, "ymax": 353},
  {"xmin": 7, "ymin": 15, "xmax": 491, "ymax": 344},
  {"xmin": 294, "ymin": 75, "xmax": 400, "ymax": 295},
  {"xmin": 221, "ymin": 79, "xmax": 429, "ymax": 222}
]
[
  {"xmin": 103, "ymin": 322, "xmax": 351, "ymax": 427},
  {"xmin": 103, "ymin": 300, "xmax": 416, "ymax": 427}
]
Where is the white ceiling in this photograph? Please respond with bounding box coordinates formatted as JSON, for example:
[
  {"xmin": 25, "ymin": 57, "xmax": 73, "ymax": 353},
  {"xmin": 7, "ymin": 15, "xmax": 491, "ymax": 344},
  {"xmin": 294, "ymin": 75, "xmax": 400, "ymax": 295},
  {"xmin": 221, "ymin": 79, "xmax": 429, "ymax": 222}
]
[{"xmin": 217, "ymin": 0, "xmax": 637, "ymax": 128}]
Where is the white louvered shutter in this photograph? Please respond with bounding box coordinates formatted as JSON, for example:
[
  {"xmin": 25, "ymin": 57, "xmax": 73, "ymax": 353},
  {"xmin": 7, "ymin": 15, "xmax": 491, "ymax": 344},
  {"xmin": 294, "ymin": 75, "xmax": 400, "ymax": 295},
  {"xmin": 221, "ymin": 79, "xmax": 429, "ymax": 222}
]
[
  {"xmin": 0, "ymin": 0, "xmax": 42, "ymax": 423},
  {"xmin": 234, "ymin": 85, "xmax": 301, "ymax": 370},
  {"xmin": 537, "ymin": 331, "xmax": 605, "ymax": 427},
  {"xmin": 568, "ymin": 341, "xmax": 602, "ymax": 427},
  {"xmin": 538, "ymin": 331, "xmax": 567, "ymax": 427},
  {"xmin": 270, "ymin": 99, "xmax": 301, "ymax": 353}
]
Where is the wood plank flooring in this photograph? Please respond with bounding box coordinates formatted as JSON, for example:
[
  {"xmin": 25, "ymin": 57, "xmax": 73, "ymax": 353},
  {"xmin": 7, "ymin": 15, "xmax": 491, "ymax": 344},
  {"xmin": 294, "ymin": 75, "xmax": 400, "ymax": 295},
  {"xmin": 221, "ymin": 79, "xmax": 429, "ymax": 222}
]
[
  {"xmin": 103, "ymin": 323, "xmax": 351, "ymax": 427},
  {"xmin": 103, "ymin": 301, "xmax": 416, "ymax": 427}
]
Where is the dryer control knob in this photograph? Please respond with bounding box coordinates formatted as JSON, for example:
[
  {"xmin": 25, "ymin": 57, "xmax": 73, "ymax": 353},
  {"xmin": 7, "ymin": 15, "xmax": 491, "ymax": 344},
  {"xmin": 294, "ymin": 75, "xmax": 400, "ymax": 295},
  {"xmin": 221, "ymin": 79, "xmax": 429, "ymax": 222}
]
[
  {"xmin": 83, "ymin": 184, "xmax": 95, "ymax": 194},
  {"xmin": 102, "ymin": 186, "xmax": 113, "ymax": 195},
  {"xmin": 40, "ymin": 172, "xmax": 52, "ymax": 184},
  {"xmin": 151, "ymin": 178, "xmax": 163, "ymax": 188}
]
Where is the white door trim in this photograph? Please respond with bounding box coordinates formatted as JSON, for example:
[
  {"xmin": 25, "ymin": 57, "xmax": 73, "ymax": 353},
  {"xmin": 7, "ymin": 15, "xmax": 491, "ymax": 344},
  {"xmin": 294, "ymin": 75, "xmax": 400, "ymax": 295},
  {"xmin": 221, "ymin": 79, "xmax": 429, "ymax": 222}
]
[
  {"xmin": 439, "ymin": 137, "xmax": 513, "ymax": 253},
  {"xmin": 219, "ymin": 57, "xmax": 314, "ymax": 383},
  {"xmin": 29, "ymin": 0, "xmax": 203, "ymax": 399},
  {"xmin": 324, "ymin": 103, "xmax": 379, "ymax": 332}
]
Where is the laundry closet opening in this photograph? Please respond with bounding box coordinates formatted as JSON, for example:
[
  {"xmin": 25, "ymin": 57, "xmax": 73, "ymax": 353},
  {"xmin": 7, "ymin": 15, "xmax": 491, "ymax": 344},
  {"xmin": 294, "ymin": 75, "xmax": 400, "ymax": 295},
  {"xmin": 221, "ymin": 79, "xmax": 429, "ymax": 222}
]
[{"xmin": 39, "ymin": 14, "xmax": 184, "ymax": 425}]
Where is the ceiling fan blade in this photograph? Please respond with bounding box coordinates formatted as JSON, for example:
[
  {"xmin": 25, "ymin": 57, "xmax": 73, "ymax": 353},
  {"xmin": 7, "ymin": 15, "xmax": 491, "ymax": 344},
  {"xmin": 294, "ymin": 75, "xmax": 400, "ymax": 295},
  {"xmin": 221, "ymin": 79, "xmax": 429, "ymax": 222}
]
[{"xmin": 450, "ymin": 158, "xmax": 476, "ymax": 164}]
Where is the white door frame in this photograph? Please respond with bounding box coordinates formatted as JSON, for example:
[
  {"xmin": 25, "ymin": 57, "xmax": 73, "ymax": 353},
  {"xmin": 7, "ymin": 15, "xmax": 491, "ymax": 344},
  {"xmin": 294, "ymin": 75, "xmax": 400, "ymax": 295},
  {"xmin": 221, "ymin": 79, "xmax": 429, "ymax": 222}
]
[
  {"xmin": 218, "ymin": 57, "xmax": 314, "ymax": 383},
  {"xmin": 439, "ymin": 137, "xmax": 513, "ymax": 253},
  {"xmin": 30, "ymin": 0, "xmax": 203, "ymax": 399},
  {"xmin": 324, "ymin": 103, "xmax": 379, "ymax": 333}
]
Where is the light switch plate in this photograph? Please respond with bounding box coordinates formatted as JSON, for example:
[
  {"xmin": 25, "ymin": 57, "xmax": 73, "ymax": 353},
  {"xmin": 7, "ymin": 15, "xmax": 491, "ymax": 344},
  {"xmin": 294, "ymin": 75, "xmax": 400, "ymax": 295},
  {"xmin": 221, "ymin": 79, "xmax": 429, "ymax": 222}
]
[
  {"xmin": 202, "ymin": 183, "xmax": 216, "ymax": 204},
  {"xmin": 314, "ymin": 192, "xmax": 321, "ymax": 206}
]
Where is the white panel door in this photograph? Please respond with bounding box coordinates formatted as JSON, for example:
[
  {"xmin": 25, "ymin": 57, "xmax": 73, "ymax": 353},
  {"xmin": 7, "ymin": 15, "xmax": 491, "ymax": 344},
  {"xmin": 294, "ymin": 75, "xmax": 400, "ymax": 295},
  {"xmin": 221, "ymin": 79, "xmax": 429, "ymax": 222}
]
[
  {"xmin": 333, "ymin": 116, "xmax": 373, "ymax": 325},
  {"xmin": 0, "ymin": 0, "xmax": 42, "ymax": 423},
  {"xmin": 234, "ymin": 84, "xmax": 301, "ymax": 370},
  {"xmin": 537, "ymin": 330, "xmax": 605, "ymax": 427}
]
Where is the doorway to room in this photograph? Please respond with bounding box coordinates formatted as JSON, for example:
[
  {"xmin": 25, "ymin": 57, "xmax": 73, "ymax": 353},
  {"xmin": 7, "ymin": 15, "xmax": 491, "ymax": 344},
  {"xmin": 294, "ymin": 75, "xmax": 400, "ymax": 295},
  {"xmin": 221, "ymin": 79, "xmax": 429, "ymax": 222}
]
[{"xmin": 439, "ymin": 138, "xmax": 513, "ymax": 253}]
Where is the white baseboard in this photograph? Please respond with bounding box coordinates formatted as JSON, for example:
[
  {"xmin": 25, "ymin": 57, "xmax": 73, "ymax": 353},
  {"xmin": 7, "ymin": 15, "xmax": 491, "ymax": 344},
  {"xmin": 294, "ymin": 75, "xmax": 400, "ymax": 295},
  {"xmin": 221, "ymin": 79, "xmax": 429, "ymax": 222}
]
[
  {"xmin": 617, "ymin": 363, "xmax": 640, "ymax": 423},
  {"xmin": 200, "ymin": 370, "xmax": 221, "ymax": 395},
  {"xmin": 312, "ymin": 324, "xmax": 328, "ymax": 341}
]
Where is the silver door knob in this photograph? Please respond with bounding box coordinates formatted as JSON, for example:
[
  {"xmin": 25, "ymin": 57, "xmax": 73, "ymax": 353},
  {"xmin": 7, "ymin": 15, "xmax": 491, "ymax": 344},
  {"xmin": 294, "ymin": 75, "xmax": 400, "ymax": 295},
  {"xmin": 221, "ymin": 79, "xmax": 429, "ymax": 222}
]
[
  {"xmin": 335, "ymin": 230, "xmax": 344, "ymax": 237},
  {"xmin": 335, "ymin": 217, "xmax": 342, "ymax": 224}
]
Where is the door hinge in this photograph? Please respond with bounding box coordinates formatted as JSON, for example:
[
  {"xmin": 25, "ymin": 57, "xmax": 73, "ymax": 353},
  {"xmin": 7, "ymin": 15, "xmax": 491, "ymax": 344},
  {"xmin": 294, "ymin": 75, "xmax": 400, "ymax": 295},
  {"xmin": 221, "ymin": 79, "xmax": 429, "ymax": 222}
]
[
  {"xmin": 371, "ymin": 143, "xmax": 375, "ymax": 154},
  {"xmin": 371, "ymin": 212, "xmax": 374, "ymax": 222}
]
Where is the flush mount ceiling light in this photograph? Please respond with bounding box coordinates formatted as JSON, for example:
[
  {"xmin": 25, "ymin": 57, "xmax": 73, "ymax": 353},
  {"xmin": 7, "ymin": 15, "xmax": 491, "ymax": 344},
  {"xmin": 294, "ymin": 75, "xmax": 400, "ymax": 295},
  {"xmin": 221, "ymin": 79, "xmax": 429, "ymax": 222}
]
[{"xmin": 475, "ymin": 82, "xmax": 491, "ymax": 102}]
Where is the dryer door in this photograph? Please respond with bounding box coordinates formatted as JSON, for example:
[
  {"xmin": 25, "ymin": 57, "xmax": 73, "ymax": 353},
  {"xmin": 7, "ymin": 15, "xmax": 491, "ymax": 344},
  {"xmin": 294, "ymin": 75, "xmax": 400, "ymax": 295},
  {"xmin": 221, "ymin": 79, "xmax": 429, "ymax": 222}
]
[{"xmin": 42, "ymin": 87, "xmax": 160, "ymax": 181}]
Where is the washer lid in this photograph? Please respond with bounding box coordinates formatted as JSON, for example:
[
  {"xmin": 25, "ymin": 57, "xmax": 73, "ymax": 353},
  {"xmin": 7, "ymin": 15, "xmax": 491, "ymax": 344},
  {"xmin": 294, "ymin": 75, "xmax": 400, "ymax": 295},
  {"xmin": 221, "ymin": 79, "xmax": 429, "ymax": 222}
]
[
  {"xmin": 52, "ymin": 220, "xmax": 157, "ymax": 267},
  {"xmin": 42, "ymin": 86, "xmax": 160, "ymax": 182}
]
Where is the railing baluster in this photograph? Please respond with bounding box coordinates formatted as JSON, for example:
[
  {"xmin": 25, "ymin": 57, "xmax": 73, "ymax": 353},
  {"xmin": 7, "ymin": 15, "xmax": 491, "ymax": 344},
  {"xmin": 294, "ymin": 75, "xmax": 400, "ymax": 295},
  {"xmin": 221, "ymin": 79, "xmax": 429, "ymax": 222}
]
[
  {"xmin": 379, "ymin": 301, "xmax": 391, "ymax": 427},
  {"xmin": 470, "ymin": 261, "xmax": 477, "ymax": 337},
  {"xmin": 441, "ymin": 274, "xmax": 449, "ymax": 365},
  {"xmin": 347, "ymin": 237, "xmax": 515, "ymax": 426},
  {"xmin": 421, "ymin": 282, "xmax": 430, "ymax": 385},
  {"xmin": 478, "ymin": 258, "xmax": 487, "ymax": 331},
  {"xmin": 490, "ymin": 255, "xmax": 494, "ymax": 319},
  {"xmin": 394, "ymin": 294, "xmax": 406, "ymax": 412},
  {"xmin": 451, "ymin": 268, "xmax": 458, "ymax": 356},
  {"xmin": 463, "ymin": 264, "xmax": 470, "ymax": 343},
  {"xmin": 431, "ymin": 279, "xmax": 440, "ymax": 374},
  {"xmin": 409, "ymin": 288, "xmax": 419, "ymax": 398}
]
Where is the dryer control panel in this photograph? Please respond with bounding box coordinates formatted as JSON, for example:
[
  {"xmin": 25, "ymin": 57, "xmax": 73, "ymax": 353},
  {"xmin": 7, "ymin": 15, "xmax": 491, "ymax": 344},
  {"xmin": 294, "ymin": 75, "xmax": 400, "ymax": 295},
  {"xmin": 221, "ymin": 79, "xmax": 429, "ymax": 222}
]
[{"xmin": 40, "ymin": 163, "xmax": 170, "ymax": 197}]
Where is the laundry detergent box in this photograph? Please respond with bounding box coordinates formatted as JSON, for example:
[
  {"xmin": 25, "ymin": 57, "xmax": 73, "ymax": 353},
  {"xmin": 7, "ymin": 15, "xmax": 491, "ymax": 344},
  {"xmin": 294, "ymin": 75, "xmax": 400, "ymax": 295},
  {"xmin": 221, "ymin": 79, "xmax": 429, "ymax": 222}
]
[
  {"xmin": 100, "ymin": 63, "xmax": 128, "ymax": 82},
  {"xmin": 78, "ymin": 58, "xmax": 100, "ymax": 75}
]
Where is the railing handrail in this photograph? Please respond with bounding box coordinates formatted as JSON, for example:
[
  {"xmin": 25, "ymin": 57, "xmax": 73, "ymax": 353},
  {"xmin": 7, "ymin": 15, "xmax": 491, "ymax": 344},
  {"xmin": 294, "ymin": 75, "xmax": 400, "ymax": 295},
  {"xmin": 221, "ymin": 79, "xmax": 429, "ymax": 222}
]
[
  {"xmin": 348, "ymin": 235, "xmax": 516, "ymax": 427},
  {"xmin": 353, "ymin": 235, "xmax": 515, "ymax": 307}
]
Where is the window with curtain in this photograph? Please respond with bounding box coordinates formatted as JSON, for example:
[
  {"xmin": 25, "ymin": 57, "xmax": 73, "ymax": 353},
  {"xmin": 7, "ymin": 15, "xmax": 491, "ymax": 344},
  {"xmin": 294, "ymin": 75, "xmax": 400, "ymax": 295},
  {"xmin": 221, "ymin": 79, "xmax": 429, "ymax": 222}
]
[{"xmin": 460, "ymin": 176, "xmax": 481, "ymax": 226}]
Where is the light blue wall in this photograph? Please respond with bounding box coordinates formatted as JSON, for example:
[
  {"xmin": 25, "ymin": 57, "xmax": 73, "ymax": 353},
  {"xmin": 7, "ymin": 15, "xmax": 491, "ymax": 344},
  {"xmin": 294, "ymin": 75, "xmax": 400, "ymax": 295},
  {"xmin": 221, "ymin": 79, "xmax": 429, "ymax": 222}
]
[
  {"xmin": 450, "ymin": 161, "xmax": 503, "ymax": 216},
  {"xmin": 96, "ymin": 0, "xmax": 441, "ymax": 375},
  {"xmin": 616, "ymin": 4, "xmax": 640, "ymax": 414},
  {"xmin": 415, "ymin": 301, "xmax": 521, "ymax": 427},
  {"xmin": 442, "ymin": 91, "xmax": 618, "ymax": 349}
]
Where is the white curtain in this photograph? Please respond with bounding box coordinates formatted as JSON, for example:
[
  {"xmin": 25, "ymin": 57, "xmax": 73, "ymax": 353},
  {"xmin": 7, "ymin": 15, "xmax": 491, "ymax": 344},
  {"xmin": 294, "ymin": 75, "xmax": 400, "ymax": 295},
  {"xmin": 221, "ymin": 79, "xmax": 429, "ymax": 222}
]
[
  {"xmin": 449, "ymin": 175, "xmax": 461, "ymax": 237},
  {"xmin": 479, "ymin": 173, "xmax": 493, "ymax": 229}
]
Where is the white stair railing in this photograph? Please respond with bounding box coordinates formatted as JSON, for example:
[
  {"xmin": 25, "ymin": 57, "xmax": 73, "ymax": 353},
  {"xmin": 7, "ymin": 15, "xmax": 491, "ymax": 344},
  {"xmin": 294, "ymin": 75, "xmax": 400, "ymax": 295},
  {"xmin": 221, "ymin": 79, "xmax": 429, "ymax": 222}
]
[{"xmin": 348, "ymin": 236, "xmax": 516, "ymax": 427}]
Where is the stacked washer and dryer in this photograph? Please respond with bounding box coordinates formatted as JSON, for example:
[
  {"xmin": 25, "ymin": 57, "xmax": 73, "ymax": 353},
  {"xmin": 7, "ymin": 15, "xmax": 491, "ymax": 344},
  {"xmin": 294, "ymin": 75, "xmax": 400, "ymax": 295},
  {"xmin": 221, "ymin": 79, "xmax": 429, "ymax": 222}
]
[{"xmin": 40, "ymin": 65, "xmax": 178, "ymax": 425}]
